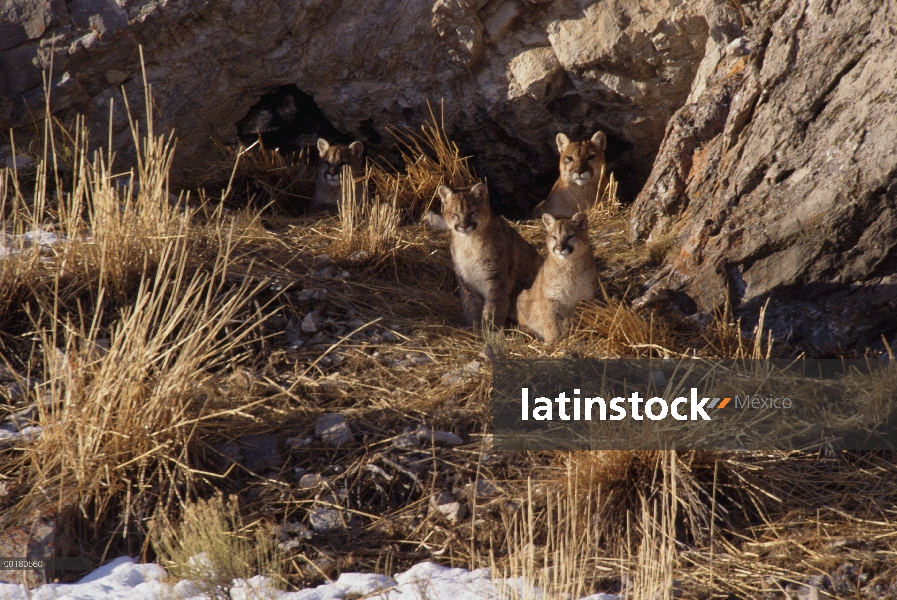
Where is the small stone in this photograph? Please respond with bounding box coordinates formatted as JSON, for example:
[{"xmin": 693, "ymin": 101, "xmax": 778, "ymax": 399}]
[
  {"xmin": 313, "ymin": 254, "xmax": 332, "ymax": 267},
  {"xmin": 301, "ymin": 310, "xmax": 321, "ymax": 333},
  {"xmin": 381, "ymin": 329, "xmax": 399, "ymax": 343},
  {"xmin": 314, "ymin": 265, "xmax": 336, "ymax": 278},
  {"xmin": 286, "ymin": 436, "xmax": 314, "ymax": 450},
  {"xmin": 296, "ymin": 287, "xmax": 327, "ymax": 301},
  {"xmin": 104, "ymin": 69, "xmax": 130, "ymax": 86},
  {"xmin": 299, "ymin": 473, "xmax": 323, "ymax": 489},
  {"xmin": 429, "ymin": 491, "xmax": 467, "ymax": 524},
  {"xmin": 440, "ymin": 360, "xmax": 481, "ymax": 385},
  {"xmin": 309, "ymin": 506, "xmax": 343, "ymax": 533},
  {"xmin": 337, "ymin": 271, "xmax": 351, "ymax": 279},
  {"xmin": 238, "ymin": 434, "xmax": 281, "ymax": 472},
  {"xmin": 214, "ymin": 441, "xmax": 243, "ymax": 467},
  {"xmin": 407, "ymin": 353, "xmax": 434, "ymax": 366},
  {"xmin": 431, "ymin": 430, "xmax": 464, "ymax": 446},
  {"xmin": 392, "ymin": 434, "xmax": 421, "ymax": 449},
  {"xmin": 315, "ymin": 413, "xmax": 354, "ymax": 448},
  {"xmin": 467, "ymin": 479, "xmax": 498, "ymax": 498}
]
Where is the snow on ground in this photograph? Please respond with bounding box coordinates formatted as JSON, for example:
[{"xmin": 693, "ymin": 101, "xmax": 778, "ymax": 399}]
[
  {"xmin": 0, "ymin": 227, "xmax": 65, "ymax": 258},
  {"xmin": 0, "ymin": 557, "xmax": 621, "ymax": 600}
]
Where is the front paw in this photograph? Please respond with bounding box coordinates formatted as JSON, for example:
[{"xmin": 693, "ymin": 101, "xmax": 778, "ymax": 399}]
[{"xmin": 481, "ymin": 305, "xmax": 496, "ymax": 329}]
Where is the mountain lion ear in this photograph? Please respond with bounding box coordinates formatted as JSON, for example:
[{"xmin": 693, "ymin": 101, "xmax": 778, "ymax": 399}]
[
  {"xmin": 556, "ymin": 133, "xmax": 570, "ymax": 153},
  {"xmin": 542, "ymin": 212, "xmax": 557, "ymax": 230},
  {"xmin": 571, "ymin": 212, "xmax": 588, "ymax": 230},
  {"xmin": 349, "ymin": 141, "xmax": 364, "ymax": 157},
  {"xmin": 471, "ymin": 182, "xmax": 489, "ymax": 201},
  {"xmin": 590, "ymin": 131, "xmax": 607, "ymax": 151},
  {"xmin": 317, "ymin": 138, "xmax": 330, "ymax": 157},
  {"xmin": 437, "ymin": 185, "xmax": 453, "ymax": 202}
]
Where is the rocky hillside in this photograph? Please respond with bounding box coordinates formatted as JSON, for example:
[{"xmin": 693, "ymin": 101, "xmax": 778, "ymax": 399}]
[
  {"xmin": 2, "ymin": 0, "xmax": 895, "ymax": 350},
  {"xmin": 0, "ymin": 0, "xmax": 721, "ymax": 208},
  {"xmin": 630, "ymin": 0, "xmax": 897, "ymax": 352}
]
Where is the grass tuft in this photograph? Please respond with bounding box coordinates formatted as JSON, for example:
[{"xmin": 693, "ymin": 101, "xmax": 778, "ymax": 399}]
[{"xmin": 368, "ymin": 102, "xmax": 479, "ymax": 220}]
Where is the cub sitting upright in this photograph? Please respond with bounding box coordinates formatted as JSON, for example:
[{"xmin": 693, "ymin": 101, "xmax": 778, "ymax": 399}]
[
  {"xmin": 517, "ymin": 212, "xmax": 597, "ymax": 344},
  {"xmin": 440, "ymin": 183, "xmax": 542, "ymax": 329},
  {"xmin": 313, "ymin": 138, "xmax": 365, "ymax": 211},
  {"xmin": 531, "ymin": 131, "xmax": 608, "ymax": 219}
]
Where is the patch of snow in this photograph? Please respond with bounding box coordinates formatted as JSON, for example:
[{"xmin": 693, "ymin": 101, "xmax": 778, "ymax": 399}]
[
  {"xmin": 0, "ymin": 227, "xmax": 66, "ymax": 258},
  {"xmin": 0, "ymin": 558, "xmax": 623, "ymax": 600}
]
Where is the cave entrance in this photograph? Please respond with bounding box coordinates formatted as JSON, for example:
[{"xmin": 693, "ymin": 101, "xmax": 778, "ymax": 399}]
[{"xmin": 236, "ymin": 85, "xmax": 349, "ymax": 151}]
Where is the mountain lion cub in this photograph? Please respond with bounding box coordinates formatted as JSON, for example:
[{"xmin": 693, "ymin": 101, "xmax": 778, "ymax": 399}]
[
  {"xmin": 439, "ymin": 183, "xmax": 542, "ymax": 328},
  {"xmin": 517, "ymin": 212, "xmax": 597, "ymax": 344},
  {"xmin": 531, "ymin": 131, "xmax": 608, "ymax": 219},
  {"xmin": 313, "ymin": 138, "xmax": 364, "ymax": 210}
]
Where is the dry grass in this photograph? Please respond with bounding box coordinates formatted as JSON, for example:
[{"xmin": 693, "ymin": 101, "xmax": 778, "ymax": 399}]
[
  {"xmin": 1, "ymin": 78, "xmax": 894, "ymax": 600},
  {"xmin": 204, "ymin": 140, "xmax": 317, "ymax": 212},
  {"xmin": 335, "ymin": 164, "xmax": 401, "ymax": 262},
  {"xmin": 0, "ymin": 73, "xmax": 278, "ymax": 567},
  {"xmin": 153, "ymin": 493, "xmax": 280, "ymax": 599},
  {"xmin": 368, "ymin": 102, "xmax": 479, "ymax": 220}
]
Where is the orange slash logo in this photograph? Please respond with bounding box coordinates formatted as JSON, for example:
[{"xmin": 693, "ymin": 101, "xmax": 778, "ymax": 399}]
[{"xmin": 708, "ymin": 397, "xmax": 731, "ymax": 409}]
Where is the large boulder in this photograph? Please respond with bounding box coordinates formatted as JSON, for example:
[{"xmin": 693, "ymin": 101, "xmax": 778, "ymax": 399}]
[
  {"xmin": 0, "ymin": 0, "xmax": 718, "ymax": 212},
  {"xmin": 630, "ymin": 0, "xmax": 897, "ymax": 352}
]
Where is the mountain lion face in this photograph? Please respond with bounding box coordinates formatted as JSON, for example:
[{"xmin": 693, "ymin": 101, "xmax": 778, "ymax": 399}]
[
  {"xmin": 439, "ymin": 183, "xmax": 491, "ymax": 236},
  {"xmin": 557, "ymin": 131, "xmax": 607, "ymax": 187},
  {"xmin": 543, "ymin": 212, "xmax": 589, "ymax": 260},
  {"xmin": 317, "ymin": 138, "xmax": 364, "ymax": 187}
]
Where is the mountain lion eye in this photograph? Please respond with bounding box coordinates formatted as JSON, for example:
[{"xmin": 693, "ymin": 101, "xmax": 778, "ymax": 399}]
[{"xmin": 565, "ymin": 156, "xmax": 573, "ymax": 162}]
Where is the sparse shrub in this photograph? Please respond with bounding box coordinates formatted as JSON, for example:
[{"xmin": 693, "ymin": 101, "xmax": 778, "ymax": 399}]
[{"xmin": 153, "ymin": 493, "xmax": 280, "ymax": 599}]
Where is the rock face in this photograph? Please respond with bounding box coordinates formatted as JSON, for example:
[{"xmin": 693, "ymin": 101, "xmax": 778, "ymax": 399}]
[
  {"xmin": 0, "ymin": 0, "xmax": 716, "ymax": 212},
  {"xmin": 630, "ymin": 0, "xmax": 897, "ymax": 352}
]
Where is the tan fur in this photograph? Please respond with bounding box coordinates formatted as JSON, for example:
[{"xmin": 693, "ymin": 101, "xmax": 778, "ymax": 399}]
[
  {"xmin": 313, "ymin": 138, "xmax": 365, "ymax": 210},
  {"xmin": 439, "ymin": 183, "xmax": 543, "ymax": 328},
  {"xmin": 517, "ymin": 212, "xmax": 597, "ymax": 344},
  {"xmin": 531, "ymin": 131, "xmax": 608, "ymax": 219}
]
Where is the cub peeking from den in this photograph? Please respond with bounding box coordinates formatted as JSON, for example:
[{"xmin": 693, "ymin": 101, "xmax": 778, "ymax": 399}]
[
  {"xmin": 313, "ymin": 138, "xmax": 365, "ymax": 211},
  {"xmin": 517, "ymin": 212, "xmax": 597, "ymax": 344},
  {"xmin": 531, "ymin": 131, "xmax": 608, "ymax": 219},
  {"xmin": 439, "ymin": 183, "xmax": 543, "ymax": 329}
]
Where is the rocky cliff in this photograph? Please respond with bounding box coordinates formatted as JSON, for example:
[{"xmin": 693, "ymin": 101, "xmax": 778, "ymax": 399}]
[
  {"xmin": 630, "ymin": 0, "xmax": 897, "ymax": 352},
  {"xmin": 3, "ymin": 0, "xmax": 895, "ymax": 352},
  {"xmin": 0, "ymin": 0, "xmax": 720, "ymax": 211}
]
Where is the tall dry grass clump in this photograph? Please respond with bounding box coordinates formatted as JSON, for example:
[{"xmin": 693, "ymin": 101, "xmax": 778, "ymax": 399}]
[
  {"xmin": 368, "ymin": 103, "xmax": 479, "ymax": 218},
  {"xmin": 0, "ymin": 65, "xmax": 276, "ymax": 564},
  {"xmin": 153, "ymin": 493, "xmax": 280, "ymax": 599},
  {"xmin": 336, "ymin": 164, "xmax": 400, "ymax": 260},
  {"xmin": 20, "ymin": 233, "xmax": 267, "ymax": 540}
]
